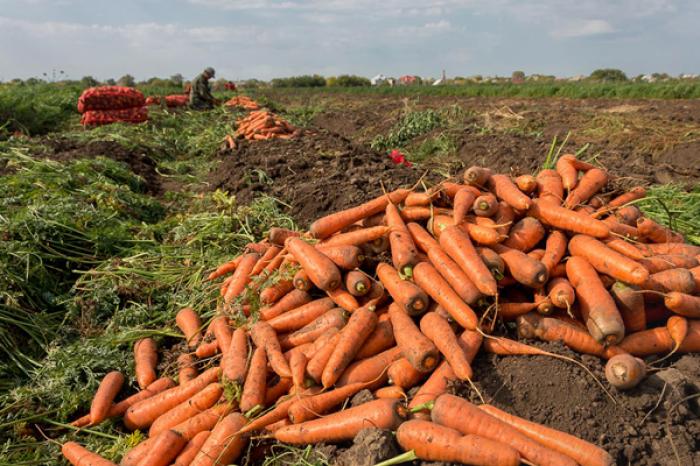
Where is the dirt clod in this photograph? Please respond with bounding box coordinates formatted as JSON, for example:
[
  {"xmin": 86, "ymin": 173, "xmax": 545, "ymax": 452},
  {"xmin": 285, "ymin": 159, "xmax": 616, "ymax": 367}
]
[{"xmin": 333, "ymin": 428, "xmax": 400, "ymax": 466}]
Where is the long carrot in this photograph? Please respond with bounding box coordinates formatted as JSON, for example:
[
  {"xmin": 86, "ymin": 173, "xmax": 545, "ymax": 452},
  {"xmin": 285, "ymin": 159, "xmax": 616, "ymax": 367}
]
[
  {"xmin": 528, "ymin": 199, "xmax": 609, "ymax": 238},
  {"xmin": 603, "ymin": 238, "xmax": 646, "ymax": 260},
  {"xmin": 431, "ymin": 394, "xmax": 577, "ymax": 466},
  {"xmin": 250, "ymin": 321, "xmax": 292, "ymax": 378},
  {"xmin": 616, "ymin": 326, "xmax": 673, "ymax": 356},
  {"xmin": 176, "ymin": 307, "xmax": 203, "ymax": 348},
  {"xmin": 394, "ymin": 419, "xmax": 521, "ymax": 466},
  {"xmin": 189, "ymin": 413, "xmax": 247, "ymax": 466},
  {"xmin": 149, "ymin": 383, "xmax": 223, "ymax": 437},
  {"xmin": 536, "ymin": 169, "xmax": 564, "ymax": 204},
  {"xmin": 251, "ymin": 245, "xmax": 282, "ymax": 276},
  {"xmin": 355, "ymin": 312, "xmax": 394, "ymax": 360},
  {"xmin": 316, "ymin": 244, "xmax": 365, "ymax": 269},
  {"xmin": 413, "ymin": 262, "xmax": 478, "ymax": 330},
  {"xmin": 464, "ymin": 166, "xmax": 492, "ymax": 187},
  {"xmin": 173, "ymin": 430, "xmax": 210, "ymax": 466},
  {"xmin": 210, "ymin": 316, "xmax": 232, "ymax": 355},
  {"xmin": 268, "ymin": 227, "xmax": 300, "ymax": 246},
  {"xmin": 207, "ymin": 257, "xmax": 241, "ymax": 281},
  {"xmin": 427, "ymin": 246, "xmax": 482, "ymax": 305},
  {"xmin": 407, "ymin": 222, "xmax": 440, "ymax": 253},
  {"xmin": 388, "ymin": 303, "xmax": 439, "ymax": 372},
  {"xmin": 287, "ymin": 382, "xmax": 368, "ymax": 424},
  {"xmin": 223, "ymin": 252, "xmax": 259, "ymax": 303},
  {"xmin": 320, "ymin": 226, "xmax": 390, "ymax": 248},
  {"xmin": 547, "ymin": 277, "xmax": 576, "ymax": 310},
  {"xmin": 439, "ymin": 225, "xmax": 496, "ymax": 296},
  {"xmin": 665, "ymin": 292, "xmax": 700, "ymax": 317},
  {"xmin": 516, "ymin": 314, "xmax": 616, "ymax": 358},
  {"xmin": 488, "ymin": 174, "xmax": 532, "ymax": 211},
  {"xmin": 493, "ymin": 244, "xmax": 549, "ymax": 288},
  {"xmin": 454, "ymin": 187, "xmax": 479, "ymax": 222},
  {"xmin": 385, "ymin": 202, "xmax": 418, "ymax": 277},
  {"xmin": 309, "ymin": 189, "xmax": 410, "ymax": 239},
  {"xmin": 321, "ymin": 306, "xmax": 377, "ymax": 388},
  {"xmin": 644, "ymin": 268, "xmax": 696, "ymax": 294},
  {"xmin": 376, "ymin": 262, "xmax": 429, "ymax": 315},
  {"xmin": 260, "ymin": 289, "xmax": 311, "ymax": 321},
  {"xmin": 137, "ymin": 429, "xmax": 188, "ymax": 466},
  {"xmin": 569, "ymin": 234, "xmax": 649, "ymax": 286},
  {"xmin": 503, "ymin": 217, "xmax": 545, "ymax": 252},
  {"xmin": 178, "ymin": 354, "xmax": 198, "ymax": 385},
  {"xmin": 124, "ymin": 367, "xmax": 221, "ymax": 430},
  {"xmin": 564, "ymin": 168, "xmax": 608, "ymax": 208},
  {"xmin": 637, "ymin": 217, "xmax": 684, "ymax": 243},
  {"xmin": 275, "ymin": 398, "xmax": 406, "ymax": 444},
  {"xmin": 89, "ymin": 371, "xmax": 124, "ymax": 426},
  {"xmin": 239, "ymin": 347, "xmax": 267, "ymax": 413},
  {"xmin": 286, "ymin": 237, "xmax": 341, "ymax": 291},
  {"xmin": 306, "ymin": 332, "xmax": 342, "ymax": 383},
  {"xmin": 419, "ymin": 312, "xmax": 473, "ymax": 380},
  {"xmin": 566, "ymin": 256, "xmax": 625, "ymax": 345},
  {"xmin": 478, "ymin": 404, "xmax": 614, "ymax": 466},
  {"xmin": 337, "ymin": 346, "xmax": 402, "ymax": 387},
  {"xmin": 278, "ymin": 308, "xmax": 347, "ymax": 350},
  {"xmin": 387, "ymin": 357, "xmax": 425, "ymax": 389},
  {"xmin": 134, "ymin": 338, "xmax": 158, "ymax": 390},
  {"xmin": 267, "ymin": 297, "xmax": 336, "ymax": 333},
  {"xmin": 62, "ymin": 442, "xmax": 116, "ymax": 466}
]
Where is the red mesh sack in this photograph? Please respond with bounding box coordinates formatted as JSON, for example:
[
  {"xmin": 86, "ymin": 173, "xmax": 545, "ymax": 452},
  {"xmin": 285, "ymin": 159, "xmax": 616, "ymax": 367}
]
[
  {"xmin": 80, "ymin": 107, "xmax": 149, "ymax": 127},
  {"xmin": 164, "ymin": 94, "xmax": 189, "ymax": 108},
  {"xmin": 77, "ymin": 86, "xmax": 146, "ymax": 113}
]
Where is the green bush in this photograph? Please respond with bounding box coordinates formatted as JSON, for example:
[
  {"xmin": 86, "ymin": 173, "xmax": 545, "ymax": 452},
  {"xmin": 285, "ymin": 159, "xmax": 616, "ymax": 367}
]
[
  {"xmin": 589, "ymin": 69, "xmax": 629, "ymax": 82},
  {"xmin": 371, "ymin": 110, "xmax": 443, "ymax": 151},
  {"xmin": 333, "ymin": 75, "xmax": 371, "ymax": 87},
  {"xmin": 271, "ymin": 75, "xmax": 326, "ymax": 88}
]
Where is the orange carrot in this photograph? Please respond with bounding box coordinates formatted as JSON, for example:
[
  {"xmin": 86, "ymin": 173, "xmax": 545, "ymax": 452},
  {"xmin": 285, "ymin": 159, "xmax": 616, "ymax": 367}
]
[
  {"xmin": 395, "ymin": 419, "xmax": 521, "ymax": 466},
  {"xmin": 134, "ymin": 338, "xmax": 158, "ymax": 390},
  {"xmin": 605, "ymin": 354, "xmax": 646, "ymax": 390},
  {"xmin": 643, "ymin": 242, "xmax": 700, "ymax": 257},
  {"xmin": 503, "ymin": 217, "xmax": 545, "ymax": 252},
  {"xmin": 472, "ymin": 193, "xmax": 498, "ymax": 217},
  {"xmin": 439, "ymin": 225, "xmax": 496, "ymax": 296},
  {"xmin": 420, "ymin": 312, "xmax": 473, "ymax": 380},
  {"xmin": 173, "ymin": 430, "xmax": 210, "ymax": 466},
  {"xmin": 639, "ymin": 254, "xmax": 698, "ymax": 274},
  {"xmin": 616, "ymin": 326, "xmax": 674, "ymax": 356},
  {"xmin": 210, "ymin": 316, "xmax": 232, "ymax": 355},
  {"xmin": 259, "ymin": 278, "xmax": 295, "ymax": 305},
  {"xmin": 251, "ymin": 245, "xmax": 282, "ymax": 276},
  {"xmin": 601, "ymin": 216, "xmax": 639, "ymax": 239},
  {"xmin": 407, "ymin": 222, "xmax": 440, "ymax": 253},
  {"xmin": 463, "ymin": 166, "xmax": 492, "ymax": 186},
  {"xmin": 387, "ymin": 357, "xmax": 426, "ymax": 389},
  {"xmin": 644, "ymin": 268, "xmax": 696, "ymax": 294},
  {"xmin": 316, "ymin": 244, "xmax": 364, "ymax": 269},
  {"xmin": 497, "ymin": 302, "xmax": 539, "ymax": 320},
  {"xmin": 614, "ymin": 205, "xmax": 643, "ymax": 225},
  {"xmin": 478, "ymin": 405, "xmax": 614, "ymax": 466},
  {"xmin": 546, "ymin": 277, "xmax": 576, "ymax": 310},
  {"xmin": 667, "ymin": 315, "xmax": 688, "ymax": 353},
  {"xmin": 374, "ymin": 385, "xmax": 406, "ymax": 400},
  {"xmin": 637, "ymin": 217, "xmax": 684, "ymax": 243},
  {"xmin": 137, "ymin": 429, "xmax": 188, "ymax": 466},
  {"xmin": 178, "ymin": 354, "xmax": 198, "ymax": 386},
  {"xmin": 337, "ymin": 346, "xmax": 402, "ymax": 387},
  {"xmin": 609, "ymin": 282, "xmax": 646, "ymax": 333},
  {"xmin": 539, "ymin": 231, "xmax": 566, "ymax": 276},
  {"xmin": 405, "ymin": 190, "xmax": 437, "ymax": 207},
  {"xmin": 432, "ymin": 394, "xmax": 577, "ymax": 466},
  {"xmin": 279, "ymin": 308, "xmax": 347, "ymax": 350},
  {"xmin": 125, "ymin": 367, "xmax": 221, "ymax": 430},
  {"xmin": 310, "ymin": 189, "xmax": 410, "ymax": 239},
  {"xmin": 385, "ymin": 202, "xmax": 418, "ymax": 277},
  {"xmin": 529, "ymin": 199, "xmax": 610, "ymax": 238},
  {"xmin": 517, "ymin": 314, "xmax": 617, "ymax": 359},
  {"xmin": 322, "ymin": 306, "xmax": 378, "ymax": 387},
  {"xmin": 189, "ymin": 413, "xmax": 247, "ymax": 466},
  {"xmin": 62, "ymin": 442, "xmax": 116, "ymax": 466},
  {"xmin": 493, "ymin": 244, "xmax": 549, "ymax": 288},
  {"xmin": 267, "ymin": 297, "xmax": 335, "ymax": 333},
  {"xmin": 327, "ymin": 287, "xmax": 360, "ymax": 311},
  {"xmin": 388, "ymin": 303, "xmax": 439, "ymax": 373},
  {"xmin": 413, "ymin": 262, "xmax": 478, "ymax": 330},
  {"xmin": 482, "ymin": 336, "xmax": 548, "ymax": 356},
  {"xmin": 564, "ymin": 168, "xmax": 608, "ymax": 208},
  {"xmin": 89, "ymin": 371, "xmax": 124, "ymax": 426},
  {"xmin": 536, "ymin": 169, "xmax": 564, "ymax": 204},
  {"xmin": 264, "ymin": 377, "xmax": 293, "ymax": 406},
  {"xmin": 223, "ymin": 253, "xmax": 259, "ymax": 303},
  {"xmin": 287, "ymin": 237, "xmax": 341, "ymax": 291},
  {"xmin": 250, "ymin": 321, "xmax": 292, "ymax": 378},
  {"xmin": 345, "ymin": 270, "xmax": 371, "ymax": 296},
  {"xmin": 427, "ymin": 246, "xmax": 482, "ymax": 304},
  {"xmin": 268, "ymin": 227, "xmax": 300, "ymax": 246},
  {"xmin": 665, "ymin": 292, "xmax": 700, "ymax": 318},
  {"xmin": 288, "ymin": 382, "xmax": 367, "ymax": 425},
  {"xmin": 239, "ymin": 347, "xmax": 267, "ymax": 413},
  {"xmin": 221, "ymin": 328, "xmax": 247, "ymax": 386},
  {"xmin": 465, "ymin": 218, "xmax": 505, "ymax": 246},
  {"xmin": 207, "ymin": 257, "xmax": 241, "ymax": 281},
  {"xmin": 306, "ymin": 332, "xmax": 342, "ymax": 383},
  {"xmin": 120, "ymin": 437, "xmax": 155, "ymax": 466},
  {"xmin": 566, "ymin": 256, "xmax": 625, "ymax": 344},
  {"xmin": 488, "ymin": 174, "xmax": 532, "ymax": 211},
  {"xmin": 275, "ymin": 398, "xmax": 406, "ymax": 444},
  {"xmin": 376, "ymin": 262, "xmax": 429, "ymax": 315},
  {"xmin": 320, "ymin": 226, "xmax": 390, "ymax": 249},
  {"xmin": 355, "ymin": 313, "xmax": 395, "ymax": 360},
  {"xmin": 569, "ymin": 234, "xmax": 649, "ymax": 286},
  {"xmin": 176, "ymin": 308, "xmax": 203, "ymax": 349},
  {"xmin": 453, "ymin": 187, "xmax": 478, "ymax": 223},
  {"xmin": 603, "ymin": 238, "xmax": 646, "ymax": 260},
  {"xmin": 260, "ymin": 289, "xmax": 311, "ymax": 321}
]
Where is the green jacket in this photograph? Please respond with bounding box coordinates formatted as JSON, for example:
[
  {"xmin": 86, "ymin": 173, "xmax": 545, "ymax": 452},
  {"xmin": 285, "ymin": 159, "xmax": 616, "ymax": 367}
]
[{"xmin": 189, "ymin": 74, "xmax": 215, "ymax": 109}]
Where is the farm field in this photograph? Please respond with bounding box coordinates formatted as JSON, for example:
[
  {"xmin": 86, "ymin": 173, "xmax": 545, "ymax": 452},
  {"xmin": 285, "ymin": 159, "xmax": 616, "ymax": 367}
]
[{"xmin": 1, "ymin": 86, "xmax": 700, "ymax": 465}]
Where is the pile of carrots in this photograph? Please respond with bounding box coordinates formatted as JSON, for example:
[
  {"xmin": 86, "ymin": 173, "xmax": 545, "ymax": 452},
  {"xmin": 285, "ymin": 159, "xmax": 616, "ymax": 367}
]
[
  {"xmin": 62, "ymin": 154, "xmax": 700, "ymax": 466},
  {"xmin": 224, "ymin": 95, "xmax": 260, "ymax": 111},
  {"xmin": 233, "ymin": 110, "xmax": 298, "ymax": 141}
]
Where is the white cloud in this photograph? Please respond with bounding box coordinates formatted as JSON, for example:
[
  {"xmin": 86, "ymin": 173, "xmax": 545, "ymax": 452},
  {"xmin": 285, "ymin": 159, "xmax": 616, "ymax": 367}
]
[{"xmin": 551, "ymin": 19, "xmax": 614, "ymax": 38}]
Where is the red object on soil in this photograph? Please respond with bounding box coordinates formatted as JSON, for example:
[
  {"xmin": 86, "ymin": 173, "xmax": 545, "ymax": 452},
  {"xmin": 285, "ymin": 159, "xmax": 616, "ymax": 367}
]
[
  {"xmin": 77, "ymin": 86, "xmax": 146, "ymax": 113},
  {"xmin": 80, "ymin": 107, "xmax": 149, "ymax": 127},
  {"xmin": 388, "ymin": 149, "xmax": 412, "ymax": 168}
]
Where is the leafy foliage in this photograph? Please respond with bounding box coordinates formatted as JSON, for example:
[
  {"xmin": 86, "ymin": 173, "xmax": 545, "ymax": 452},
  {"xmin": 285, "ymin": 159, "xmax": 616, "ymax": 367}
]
[{"xmin": 371, "ymin": 110, "xmax": 443, "ymax": 152}]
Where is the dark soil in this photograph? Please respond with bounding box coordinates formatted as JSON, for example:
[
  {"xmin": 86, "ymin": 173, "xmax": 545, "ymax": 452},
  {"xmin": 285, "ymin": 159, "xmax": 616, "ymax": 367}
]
[
  {"xmin": 38, "ymin": 137, "xmax": 162, "ymax": 194},
  {"xmin": 209, "ymin": 129, "xmax": 429, "ymax": 228}
]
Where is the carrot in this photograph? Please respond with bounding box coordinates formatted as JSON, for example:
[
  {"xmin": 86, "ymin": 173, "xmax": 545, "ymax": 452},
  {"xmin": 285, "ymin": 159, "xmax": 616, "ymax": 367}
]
[
  {"xmin": 394, "ymin": 419, "xmax": 520, "ymax": 466},
  {"xmin": 564, "ymin": 168, "xmax": 608, "ymax": 208},
  {"xmin": 534, "ymin": 288, "xmax": 554, "ymax": 315},
  {"xmin": 387, "ymin": 303, "xmax": 439, "ymax": 372},
  {"xmin": 327, "ymin": 287, "xmax": 360, "ymax": 311},
  {"xmin": 493, "ymin": 244, "xmax": 549, "ymax": 288},
  {"xmin": 639, "ymin": 254, "xmax": 698, "ymax": 274},
  {"xmin": 405, "ymin": 190, "xmax": 436, "ymax": 207},
  {"xmin": 286, "ymin": 238, "xmax": 341, "ymax": 291},
  {"xmin": 529, "ymin": 200, "xmax": 609, "ymax": 238},
  {"xmin": 89, "ymin": 371, "xmax": 124, "ymax": 426},
  {"xmin": 406, "ymin": 222, "xmax": 439, "ymax": 253},
  {"xmin": 540, "ymin": 230, "xmax": 567, "ymax": 276},
  {"xmin": 566, "ymin": 256, "xmax": 625, "ymax": 344},
  {"xmin": 488, "ymin": 174, "xmax": 532, "ymax": 211},
  {"xmin": 337, "ymin": 346, "xmax": 402, "ymax": 387},
  {"xmin": 385, "ymin": 202, "xmax": 418, "ymax": 277},
  {"xmin": 316, "ymin": 244, "xmax": 364, "ymax": 270},
  {"xmin": 345, "ymin": 270, "xmax": 371, "ymax": 297},
  {"xmin": 644, "ymin": 242, "xmax": 700, "ymax": 257},
  {"xmin": 207, "ymin": 257, "xmax": 242, "ymax": 281},
  {"xmin": 286, "ymin": 350, "xmax": 306, "ymax": 389},
  {"xmin": 527, "ymin": 248, "xmax": 546, "ymax": 260},
  {"xmin": 189, "ymin": 413, "xmax": 247, "ymax": 466},
  {"xmin": 603, "ymin": 238, "xmax": 646, "ymax": 260},
  {"xmin": 472, "ymin": 193, "xmax": 498, "ymax": 217},
  {"xmin": 616, "ymin": 326, "xmax": 674, "ymax": 356},
  {"xmin": 667, "ymin": 315, "xmax": 689, "ymax": 353},
  {"xmin": 678, "ymin": 320, "xmax": 700, "ymax": 352},
  {"xmin": 177, "ymin": 354, "xmax": 198, "ymax": 385},
  {"xmin": 61, "ymin": 442, "xmax": 116, "ymax": 466},
  {"xmin": 150, "ymin": 383, "xmax": 225, "ymax": 438},
  {"xmin": 605, "ymin": 354, "xmax": 646, "ymax": 390},
  {"xmin": 464, "ymin": 166, "xmax": 492, "ymax": 187},
  {"xmin": 413, "ymin": 262, "xmax": 478, "ymax": 330},
  {"xmin": 264, "ymin": 377, "xmax": 293, "ymax": 406},
  {"xmin": 503, "ymin": 217, "xmax": 545, "ymax": 252},
  {"xmin": 137, "ymin": 429, "xmax": 188, "ymax": 466},
  {"xmin": 320, "ymin": 226, "xmax": 390, "ymax": 249},
  {"xmin": 310, "ymin": 189, "xmax": 410, "ymax": 239},
  {"xmin": 536, "ymin": 169, "xmax": 564, "ymax": 204},
  {"xmin": 268, "ymin": 227, "xmax": 300, "ymax": 246},
  {"xmin": 465, "ymin": 219, "xmax": 505, "ymax": 246},
  {"xmin": 305, "ymin": 331, "xmax": 341, "ymax": 383},
  {"xmin": 637, "ymin": 217, "xmax": 684, "ymax": 243},
  {"xmin": 287, "ymin": 381, "xmax": 367, "ymax": 424},
  {"xmin": 432, "ymin": 394, "xmax": 577, "ymax": 466},
  {"xmin": 250, "ymin": 245, "xmax": 282, "ymax": 276},
  {"xmin": 239, "ymin": 347, "xmax": 267, "ymax": 413},
  {"xmin": 644, "ymin": 268, "xmax": 696, "ymax": 294},
  {"xmin": 497, "ymin": 302, "xmax": 539, "ymax": 320},
  {"xmin": 250, "ymin": 321, "xmax": 292, "ymax": 378},
  {"xmin": 608, "ymin": 282, "xmax": 645, "ymax": 333},
  {"xmin": 125, "ymin": 367, "xmax": 221, "ymax": 430},
  {"xmin": 420, "ymin": 312, "xmax": 473, "ymax": 380},
  {"xmin": 275, "ymin": 398, "xmax": 406, "ymax": 444},
  {"xmin": 209, "ymin": 316, "xmax": 232, "ymax": 355},
  {"xmin": 387, "ymin": 357, "xmax": 425, "ymax": 389},
  {"xmin": 614, "ymin": 205, "xmax": 643, "ymax": 225},
  {"xmin": 260, "ymin": 289, "xmax": 311, "ymax": 321},
  {"xmin": 482, "ymin": 336, "xmax": 548, "ymax": 356},
  {"xmin": 176, "ymin": 308, "xmax": 203, "ymax": 349},
  {"xmin": 492, "ymin": 201, "xmax": 515, "ymax": 238},
  {"xmin": 665, "ymin": 292, "xmax": 700, "ymax": 317},
  {"xmin": 134, "ymin": 338, "xmax": 158, "ymax": 389},
  {"xmin": 268, "ymin": 297, "xmax": 336, "ymax": 333},
  {"xmin": 376, "ymin": 262, "xmax": 429, "ymax": 315},
  {"xmin": 279, "ymin": 307, "xmax": 347, "ymax": 350},
  {"xmin": 601, "ymin": 216, "xmax": 639, "ymax": 239},
  {"xmin": 594, "ymin": 186, "xmax": 646, "ymax": 218},
  {"xmin": 221, "ymin": 328, "xmax": 247, "ymax": 386},
  {"xmin": 424, "ymin": 246, "xmax": 482, "ymax": 304},
  {"xmin": 569, "ymin": 234, "xmax": 649, "ymax": 286},
  {"xmin": 120, "ymin": 437, "xmax": 156, "ymax": 466},
  {"xmin": 409, "ymin": 330, "xmax": 482, "ymax": 412},
  {"xmin": 223, "ymin": 253, "xmax": 259, "ymax": 303},
  {"xmin": 546, "ymin": 277, "xmax": 576, "ymax": 310},
  {"xmin": 439, "ymin": 225, "xmax": 496, "ymax": 296},
  {"xmin": 173, "ymin": 430, "xmax": 210, "ymax": 466},
  {"xmin": 692, "ymin": 265, "xmax": 700, "ymax": 290},
  {"xmin": 322, "ymin": 306, "xmax": 378, "ymax": 387},
  {"xmin": 71, "ymin": 378, "xmax": 175, "ymax": 428},
  {"xmin": 452, "ymin": 187, "xmax": 477, "ymax": 223},
  {"xmin": 259, "ymin": 278, "xmax": 295, "ymax": 305},
  {"xmin": 355, "ymin": 313, "xmax": 395, "ymax": 360},
  {"xmin": 478, "ymin": 405, "xmax": 614, "ymax": 466}
]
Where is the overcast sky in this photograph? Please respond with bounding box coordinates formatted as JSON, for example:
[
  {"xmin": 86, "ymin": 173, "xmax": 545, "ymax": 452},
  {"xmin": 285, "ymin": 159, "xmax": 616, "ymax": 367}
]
[{"xmin": 1, "ymin": 0, "xmax": 698, "ymax": 81}]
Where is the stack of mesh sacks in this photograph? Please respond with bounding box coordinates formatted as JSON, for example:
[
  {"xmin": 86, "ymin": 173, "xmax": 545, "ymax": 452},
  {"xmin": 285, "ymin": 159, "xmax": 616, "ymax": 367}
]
[{"xmin": 78, "ymin": 86, "xmax": 148, "ymax": 127}]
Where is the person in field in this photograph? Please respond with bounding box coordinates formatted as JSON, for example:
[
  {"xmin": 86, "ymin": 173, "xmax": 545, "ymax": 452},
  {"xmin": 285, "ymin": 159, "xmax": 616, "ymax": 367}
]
[{"xmin": 189, "ymin": 67, "xmax": 217, "ymax": 109}]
